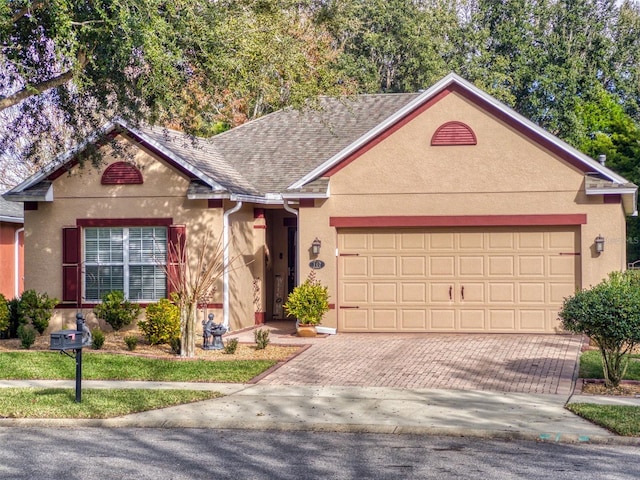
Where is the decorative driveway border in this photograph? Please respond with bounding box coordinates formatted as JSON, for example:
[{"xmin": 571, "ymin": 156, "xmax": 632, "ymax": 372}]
[{"xmin": 257, "ymin": 333, "xmax": 584, "ymax": 395}]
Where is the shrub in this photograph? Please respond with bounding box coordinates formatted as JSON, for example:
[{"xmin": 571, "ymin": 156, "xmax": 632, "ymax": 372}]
[
  {"xmin": 17, "ymin": 290, "xmax": 59, "ymax": 335},
  {"xmin": 169, "ymin": 336, "xmax": 181, "ymax": 355},
  {"xmin": 6, "ymin": 298, "xmax": 20, "ymax": 338},
  {"xmin": 17, "ymin": 324, "xmax": 36, "ymax": 349},
  {"xmin": 124, "ymin": 335, "xmax": 138, "ymax": 351},
  {"xmin": 93, "ymin": 291, "xmax": 141, "ymax": 331},
  {"xmin": 254, "ymin": 328, "xmax": 270, "ymax": 350},
  {"xmin": 224, "ymin": 338, "xmax": 239, "ymax": 354},
  {"xmin": 0, "ymin": 294, "xmax": 9, "ymax": 338},
  {"xmin": 559, "ymin": 270, "xmax": 640, "ymax": 387},
  {"xmin": 91, "ymin": 329, "xmax": 105, "ymax": 350},
  {"xmin": 283, "ymin": 272, "xmax": 329, "ymax": 325},
  {"xmin": 138, "ymin": 298, "xmax": 180, "ymax": 345}
]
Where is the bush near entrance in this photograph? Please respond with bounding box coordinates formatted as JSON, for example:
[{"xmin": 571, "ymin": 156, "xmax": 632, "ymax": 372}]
[{"xmin": 559, "ymin": 270, "xmax": 640, "ymax": 387}]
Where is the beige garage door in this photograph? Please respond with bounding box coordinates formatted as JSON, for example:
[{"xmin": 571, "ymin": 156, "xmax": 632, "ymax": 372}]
[{"xmin": 337, "ymin": 227, "xmax": 580, "ymax": 333}]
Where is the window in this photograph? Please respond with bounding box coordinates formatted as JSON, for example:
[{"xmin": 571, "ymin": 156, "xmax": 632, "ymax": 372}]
[{"xmin": 84, "ymin": 227, "xmax": 167, "ymax": 301}]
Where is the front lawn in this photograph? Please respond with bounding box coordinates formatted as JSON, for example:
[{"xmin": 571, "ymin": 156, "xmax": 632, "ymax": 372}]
[
  {"xmin": 0, "ymin": 388, "xmax": 221, "ymax": 419},
  {"xmin": 578, "ymin": 349, "xmax": 640, "ymax": 380},
  {"xmin": 0, "ymin": 351, "xmax": 277, "ymax": 383},
  {"xmin": 567, "ymin": 403, "xmax": 640, "ymax": 436}
]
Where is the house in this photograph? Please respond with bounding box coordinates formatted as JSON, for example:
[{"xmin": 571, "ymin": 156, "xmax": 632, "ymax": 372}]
[
  {"xmin": 4, "ymin": 73, "xmax": 637, "ymax": 333},
  {"xmin": 0, "ymin": 195, "xmax": 24, "ymax": 299}
]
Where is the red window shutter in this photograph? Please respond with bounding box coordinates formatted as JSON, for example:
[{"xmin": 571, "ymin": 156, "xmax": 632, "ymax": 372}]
[
  {"xmin": 62, "ymin": 227, "xmax": 80, "ymax": 303},
  {"xmin": 167, "ymin": 225, "xmax": 186, "ymax": 297}
]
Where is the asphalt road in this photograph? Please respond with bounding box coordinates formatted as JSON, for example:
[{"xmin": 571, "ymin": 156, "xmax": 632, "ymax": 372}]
[{"xmin": 0, "ymin": 428, "xmax": 638, "ymax": 479}]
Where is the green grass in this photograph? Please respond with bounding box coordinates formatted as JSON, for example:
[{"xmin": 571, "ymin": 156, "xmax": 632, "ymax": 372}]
[
  {"xmin": 567, "ymin": 403, "xmax": 640, "ymax": 436},
  {"xmin": 0, "ymin": 352, "xmax": 276, "ymax": 383},
  {"xmin": 579, "ymin": 350, "xmax": 640, "ymax": 380},
  {"xmin": 0, "ymin": 388, "xmax": 221, "ymax": 419}
]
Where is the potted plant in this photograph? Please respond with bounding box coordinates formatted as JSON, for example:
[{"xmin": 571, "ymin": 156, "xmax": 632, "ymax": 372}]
[{"xmin": 283, "ymin": 273, "xmax": 329, "ymax": 337}]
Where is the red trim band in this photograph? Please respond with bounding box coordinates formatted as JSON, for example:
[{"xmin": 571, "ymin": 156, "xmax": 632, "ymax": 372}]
[
  {"xmin": 77, "ymin": 218, "xmax": 174, "ymax": 227},
  {"xmin": 330, "ymin": 214, "xmax": 587, "ymax": 228}
]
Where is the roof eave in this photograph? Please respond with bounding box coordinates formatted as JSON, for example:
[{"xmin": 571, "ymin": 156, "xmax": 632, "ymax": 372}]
[{"xmin": 0, "ymin": 216, "xmax": 23, "ymax": 223}]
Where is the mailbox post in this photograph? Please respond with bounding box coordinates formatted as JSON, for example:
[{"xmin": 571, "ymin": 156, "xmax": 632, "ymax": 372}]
[{"xmin": 50, "ymin": 313, "xmax": 86, "ymax": 403}]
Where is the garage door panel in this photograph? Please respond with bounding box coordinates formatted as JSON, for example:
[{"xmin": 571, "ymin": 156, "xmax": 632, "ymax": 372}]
[
  {"xmin": 519, "ymin": 310, "xmax": 546, "ymax": 330},
  {"xmin": 372, "ymin": 256, "xmax": 397, "ymax": 276},
  {"xmin": 519, "ymin": 283, "xmax": 546, "ymax": 303},
  {"xmin": 401, "ymin": 256, "xmax": 426, "ymax": 276},
  {"xmin": 488, "ymin": 283, "xmax": 515, "ymax": 303},
  {"xmin": 372, "ymin": 309, "xmax": 397, "ymax": 329},
  {"xmin": 401, "ymin": 310, "xmax": 427, "ymax": 329},
  {"xmin": 460, "ymin": 283, "xmax": 483, "ymax": 302},
  {"xmin": 489, "ymin": 310, "xmax": 516, "ymax": 330},
  {"xmin": 488, "ymin": 256, "xmax": 515, "ymax": 276},
  {"xmin": 430, "ymin": 309, "xmax": 456, "ymax": 329},
  {"xmin": 338, "ymin": 228, "xmax": 578, "ymax": 333},
  {"xmin": 459, "ymin": 256, "xmax": 484, "ymax": 276},
  {"xmin": 460, "ymin": 310, "xmax": 484, "ymax": 329},
  {"xmin": 401, "ymin": 283, "xmax": 426, "ymax": 303},
  {"xmin": 430, "ymin": 256, "xmax": 455, "ymax": 276},
  {"xmin": 372, "ymin": 283, "xmax": 397, "ymax": 303},
  {"xmin": 342, "ymin": 256, "xmax": 368, "ymax": 277},
  {"xmin": 342, "ymin": 283, "xmax": 368, "ymax": 303},
  {"xmin": 340, "ymin": 309, "xmax": 369, "ymax": 331}
]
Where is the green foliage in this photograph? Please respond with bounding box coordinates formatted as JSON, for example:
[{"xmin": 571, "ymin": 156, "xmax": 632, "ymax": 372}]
[
  {"xmin": 169, "ymin": 336, "xmax": 181, "ymax": 355},
  {"xmin": 91, "ymin": 329, "xmax": 105, "ymax": 350},
  {"xmin": 17, "ymin": 325, "xmax": 36, "ymax": 349},
  {"xmin": 224, "ymin": 338, "xmax": 239, "ymax": 355},
  {"xmin": 559, "ymin": 270, "xmax": 640, "ymax": 387},
  {"xmin": 124, "ymin": 335, "xmax": 138, "ymax": 351},
  {"xmin": 138, "ymin": 299, "xmax": 181, "ymax": 345},
  {"xmin": 0, "ymin": 293, "xmax": 9, "ymax": 337},
  {"xmin": 254, "ymin": 328, "xmax": 270, "ymax": 350},
  {"xmin": 283, "ymin": 274, "xmax": 329, "ymax": 325},
  {"xmin": 17, "ymin": 290, "xmax": 59, "ymax": 335},
  {"xmin": 7, "ymin": 298, "xmax": 20, "ymax": 338},
  {"xmin": 93, "ymin": 291, "xmax": 141, "ymax": 331}
]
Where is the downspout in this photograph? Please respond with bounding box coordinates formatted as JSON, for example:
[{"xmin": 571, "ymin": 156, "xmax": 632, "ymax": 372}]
[
  {"xmin": 223, "ymin": 201, "xmax": 243, "ymax": 330},
  {"xmin": 14, "ymin": 227, "xmax": 24, "ymax": 298},
  {"xmin": 283, "ymin": 200, "xmax": 299, "ymax": 288}
]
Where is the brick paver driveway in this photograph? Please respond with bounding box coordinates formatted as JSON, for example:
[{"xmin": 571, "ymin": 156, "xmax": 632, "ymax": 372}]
[{"xmin": 258, "ymin": 333, "xmax": 584, "ymax": 395}]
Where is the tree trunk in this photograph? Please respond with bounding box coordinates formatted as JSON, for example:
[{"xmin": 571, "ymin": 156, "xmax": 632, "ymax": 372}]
[{"xmin": 180, "ymin": 300, "xmax": 198, "ymax": 358}]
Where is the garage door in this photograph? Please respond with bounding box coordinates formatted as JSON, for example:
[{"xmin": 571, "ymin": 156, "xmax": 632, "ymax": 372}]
[{"xmin": 337, "ymin": 227, "xmax": 580, "ymax": 333}]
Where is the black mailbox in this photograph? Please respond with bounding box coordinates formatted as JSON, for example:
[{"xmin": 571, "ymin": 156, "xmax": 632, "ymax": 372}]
[{"xmin": 50, "ymin": 329, "xmax": 83, "ymax": 351}]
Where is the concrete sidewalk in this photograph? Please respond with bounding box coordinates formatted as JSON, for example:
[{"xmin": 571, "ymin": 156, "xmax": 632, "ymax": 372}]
[{"xmin": 1, "ymin": 380, "xmax": 639, "ymax": 445}]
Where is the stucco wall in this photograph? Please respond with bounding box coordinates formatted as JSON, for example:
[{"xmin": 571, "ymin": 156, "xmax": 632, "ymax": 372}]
[
  {"xmin": 298, "ymin": 92, "xmax": 627, "ymax": 329},
  {"xmin": 24, "ymin": 136, "xmax": 227, "ymax": 331}
]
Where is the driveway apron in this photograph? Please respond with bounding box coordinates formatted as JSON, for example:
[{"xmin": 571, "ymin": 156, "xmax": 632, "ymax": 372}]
[{"xmin": 258, "ymin": 332, "xmax": 583, "ymax": 395}]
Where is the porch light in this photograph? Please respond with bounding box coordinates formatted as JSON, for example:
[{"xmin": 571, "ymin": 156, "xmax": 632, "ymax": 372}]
[
  {"xmin": 595, "ymin": 235, "xmax": 605, "ymax": 254},
  {"xmin": 311, "ymin": 237, "xmax": 322, "ymax": 256}
]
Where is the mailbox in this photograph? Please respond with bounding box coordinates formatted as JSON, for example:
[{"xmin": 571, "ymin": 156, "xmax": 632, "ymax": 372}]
[{"xmin": 50, "ymin": 329, "xmax": 83, "ymax": 351}]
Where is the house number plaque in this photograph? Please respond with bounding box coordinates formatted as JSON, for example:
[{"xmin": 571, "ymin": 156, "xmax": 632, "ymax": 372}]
[{"xmin": 309, "ymin": 260, "xmax": 325, "ymax": 270}]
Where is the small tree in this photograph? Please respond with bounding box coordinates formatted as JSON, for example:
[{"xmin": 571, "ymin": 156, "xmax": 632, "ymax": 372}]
[
  {"xmin": 559, "ymin": 270, "xmax": 640, "ymax": 388},
  {"xmin": 17, "ymin": 290, "xmax": 59, "ymax": 335},
  {"xmin": 93, "ymin": 291, "xmax": 141, "ymax": 331},
  {"xmin": 139, "ymin": 298, "xmax": 181, "ymax": 345}
]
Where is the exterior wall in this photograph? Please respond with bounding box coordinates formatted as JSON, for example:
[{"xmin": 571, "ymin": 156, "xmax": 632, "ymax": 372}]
[
  {"xmin": 0, "ymin": 222, "xmax": 23, "ymax": 299},
  {"xmin": 23, "ymin": 135, "xmax": 227, "ymax": 332},
  {"xmin": 299, "ymin": 92, "xmax": 627, "ymax": 330}
]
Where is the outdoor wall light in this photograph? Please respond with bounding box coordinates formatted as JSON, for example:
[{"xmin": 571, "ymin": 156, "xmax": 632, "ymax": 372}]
[
  {"xmin": 595, "ymin": 234, "xmax": 605, "ymax": 254},
  {"xmin": 311, "ymin": 237, "xmax": 322, "ymax": 256}
]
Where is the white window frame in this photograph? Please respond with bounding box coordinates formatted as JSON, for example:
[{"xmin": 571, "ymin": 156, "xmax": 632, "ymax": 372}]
[{"xmin": 83, "ymin": 226, "xmax": 167, "ymax": 302}]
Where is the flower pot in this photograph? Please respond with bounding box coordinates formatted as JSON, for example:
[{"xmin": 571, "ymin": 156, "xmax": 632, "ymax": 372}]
[{"xmin": 296, "ymin": 324, "xmax": 317, "ymax": 337}]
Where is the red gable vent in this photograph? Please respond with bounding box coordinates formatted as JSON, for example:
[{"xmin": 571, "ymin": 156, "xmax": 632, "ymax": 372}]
[
  {"xmin": 431, "ymin": 121, "xmax": 477, "ymax": 146},
  {"xmin": 101, "ymin": 162, "xmax": 143, "ymax": 185}
]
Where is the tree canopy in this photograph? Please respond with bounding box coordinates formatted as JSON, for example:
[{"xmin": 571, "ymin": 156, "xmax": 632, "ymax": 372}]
[{"xmin": 2, "ymin": 0, "xmax": 640, "ymax": 197}]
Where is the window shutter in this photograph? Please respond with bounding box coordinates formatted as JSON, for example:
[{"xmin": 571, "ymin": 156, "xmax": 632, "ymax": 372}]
[
  {"xmin": 167, "ymin": 225, "xmax": 186, "ymax": 297},
  {"xmin": 62, "ymin": 227, "xmax": 80, "ymax": 303}
]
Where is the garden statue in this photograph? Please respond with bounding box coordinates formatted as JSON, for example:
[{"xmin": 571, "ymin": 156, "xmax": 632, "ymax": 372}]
[{"xmin": 202, "ymin": 313, "xmax": 227, "ymax": 350}]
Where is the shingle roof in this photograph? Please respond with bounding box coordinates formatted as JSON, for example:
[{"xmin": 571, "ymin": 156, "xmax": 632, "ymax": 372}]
[
  {"xmin": 0, "ymin": 195, "xmax": 23, "ymax": 221},
  {"xmin": 133, "ymin": 94, "xmax": 420, "ymax": 196}
]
